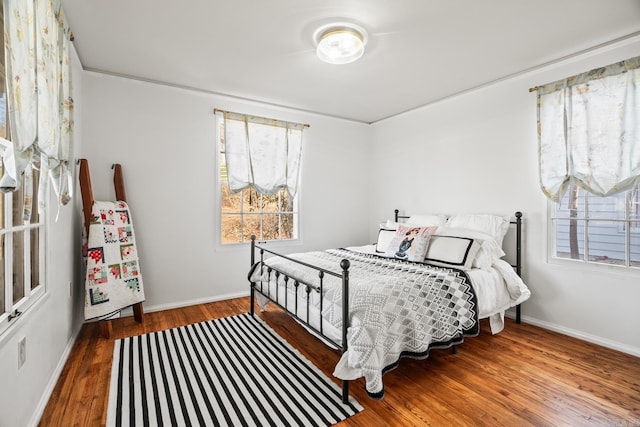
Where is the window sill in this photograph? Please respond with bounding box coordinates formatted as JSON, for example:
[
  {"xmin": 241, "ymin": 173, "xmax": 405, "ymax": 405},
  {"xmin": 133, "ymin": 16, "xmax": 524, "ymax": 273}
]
[
  {"xmin": 547, "ymin": 255, "xmax": 640, "ymax": 279},
  {"xmin": 216, "ymin": 237, "xmax": 304, "ymax": 253},
  {"xmin": 0, "ymin": 289, "xmax": 49, "ymax": 348}
]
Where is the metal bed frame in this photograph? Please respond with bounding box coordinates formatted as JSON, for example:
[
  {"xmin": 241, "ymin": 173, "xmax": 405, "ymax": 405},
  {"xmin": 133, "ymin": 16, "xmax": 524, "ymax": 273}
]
[{"xmin": 249, "ymin": 210, "xmax": 523, "ymax": 403}]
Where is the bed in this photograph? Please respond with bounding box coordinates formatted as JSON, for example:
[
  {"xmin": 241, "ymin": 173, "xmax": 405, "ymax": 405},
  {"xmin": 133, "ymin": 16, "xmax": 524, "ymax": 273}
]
[{"xmin": 248, "ymin": 210, "xmax": 530, "ymax": 402}]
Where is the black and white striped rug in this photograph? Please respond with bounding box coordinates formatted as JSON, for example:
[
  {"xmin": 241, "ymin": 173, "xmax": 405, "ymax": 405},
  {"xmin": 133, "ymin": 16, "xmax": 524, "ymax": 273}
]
[{"xmin": 106, "ymin": 313, "xmax": 363, "ymax": 426}]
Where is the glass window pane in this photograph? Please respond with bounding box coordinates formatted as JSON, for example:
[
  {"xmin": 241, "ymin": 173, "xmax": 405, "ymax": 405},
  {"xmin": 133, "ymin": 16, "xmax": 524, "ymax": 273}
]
[
  {"xmin": 221, "ymin": 184, "xmax": 241, "ymax": 213},
  {"xmin": 587, "ymin": 220, "xmax": 625, "ymax": 266},
  {"xmin": 556, "ymin": 185, "xmax": 585, "ymax": 219},
  {"xmin": 281, "ymin": 190, "xmax": 293, "ymax": 211},
  {"xmin": 31, "ymin": 168, "xmax": 40, "ymax": 224},
  {"xmin": 221, "ymin": 214, "xmax": 242, "ymax": 244},
  {"xmin": 30, "ymin": 228, "xmax": 39, "ymax": 289},
  {"xmin": 281, "ymin": 213, "xmax": 296, "ymax": 239},
  {"xmin": 261, "ymin": 214, "xmax": 279, "ymax": 240},
  {"xmin": 631, "ymin": 188, "xmax": 640, "ymax": 221},
  {"xmin": 13, "ymin": 231, "xmax": 24, "ymax": 304},
  {"xmin": 243, "ymin": 188, "xmax": 261, "ymax": 213},
  {"xmin": 262, "ymin": 192, "xmax": 280, "ymax": 213},
  {"xmin": 587, "ymin": 192, "xmax": 625, "ymax": 220},
  {"xmin": 12, "ymin": 181, "xmax": 24, "ymax": 226},
  {"xmin": 555, "ymin": 218, "xmax": 584, "ymax": 260},
  {"xmin": 630, "ymin": 221, "xmax": 640, "ymax": 267},
  {"xmin": 242, "ymin": 214, "xmax": 261, "ymax": 242},
  {"xmin": 0, "ymin": 234, "xmax": 4, "ymax": 315}
]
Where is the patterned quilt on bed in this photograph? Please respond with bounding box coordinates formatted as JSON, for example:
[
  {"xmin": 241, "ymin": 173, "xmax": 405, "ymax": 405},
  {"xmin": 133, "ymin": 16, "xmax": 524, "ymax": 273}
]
[{"xmin": 249, "ymin": 248, "xmax": 478, "ymax": 399}]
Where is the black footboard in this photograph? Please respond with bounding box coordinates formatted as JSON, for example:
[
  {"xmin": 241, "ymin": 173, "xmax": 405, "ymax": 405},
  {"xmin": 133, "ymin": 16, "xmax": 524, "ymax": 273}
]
[{"xmin": 249, "ymin": 235, "xmax": 352, "ymax": 403}]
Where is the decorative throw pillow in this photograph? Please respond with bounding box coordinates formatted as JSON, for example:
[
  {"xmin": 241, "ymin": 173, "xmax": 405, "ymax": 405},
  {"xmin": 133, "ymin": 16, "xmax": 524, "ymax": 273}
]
[
  {"xmin": 434, "ymin": 227, "xmax": 505, "ymax": 270},
  {"xmin": 384, "ymin": 225, "xmax": 438, "ymax": 262},
  {"xmin": 423, "ymin": 235, "xmax": 482, "ymax": 270}
]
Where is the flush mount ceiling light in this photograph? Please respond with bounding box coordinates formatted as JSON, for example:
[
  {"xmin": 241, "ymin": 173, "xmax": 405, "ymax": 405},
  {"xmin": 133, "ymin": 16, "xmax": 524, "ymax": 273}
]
[{"xmin": 313, "ymin": 22, "xmax": 368, "ymax": 65}]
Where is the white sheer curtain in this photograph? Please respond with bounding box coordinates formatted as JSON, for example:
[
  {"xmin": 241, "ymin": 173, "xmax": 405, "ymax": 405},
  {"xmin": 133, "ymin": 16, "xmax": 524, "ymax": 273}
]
[
  {"xmin": 1, "ymin": 0, "xmax": 74, "ymax": 216},
  {"xmin": 218, "ymin": 110, "xmax": 304, "ymax": 198},
  {"xmin": 537, "ymin": 55, "xmax": 640, "ymax": 202}
]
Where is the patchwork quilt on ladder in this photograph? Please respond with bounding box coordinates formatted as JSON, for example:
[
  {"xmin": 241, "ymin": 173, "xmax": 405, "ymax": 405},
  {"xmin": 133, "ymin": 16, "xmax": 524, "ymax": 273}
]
[{"xmin": 84, "ymin": 201, "xmax": 145, "ymax": 321}]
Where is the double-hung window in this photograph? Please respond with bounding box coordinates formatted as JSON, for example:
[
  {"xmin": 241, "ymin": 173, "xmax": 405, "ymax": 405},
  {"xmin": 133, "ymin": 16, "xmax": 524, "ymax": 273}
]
[
  {"xmin": 215, "ymin": 110, "xmax": 304, "ymax": 245},
  {"xmin": 537, "ymin": 56, "xmax": 640, "ymax": 270},
  {"xmin": 0, "ymin": 2, "xmax": 45, "ymax": 335}
]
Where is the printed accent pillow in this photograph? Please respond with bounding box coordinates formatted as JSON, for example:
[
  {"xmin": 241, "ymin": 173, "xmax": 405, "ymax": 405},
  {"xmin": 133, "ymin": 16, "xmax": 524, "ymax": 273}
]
[{"xmin": 384, "ymin": 225, "xmax": 438, "ymax": 262}]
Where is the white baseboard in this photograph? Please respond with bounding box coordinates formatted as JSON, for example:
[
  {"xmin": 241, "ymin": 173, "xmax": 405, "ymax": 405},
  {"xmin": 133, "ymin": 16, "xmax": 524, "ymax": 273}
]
[
  {"xmin": 119, "ymin": 290, "xmax": 251, "ymax": 316},
  {"xmin": 515, "ymin": 314, "xmax": 640, "ymax": 358}
]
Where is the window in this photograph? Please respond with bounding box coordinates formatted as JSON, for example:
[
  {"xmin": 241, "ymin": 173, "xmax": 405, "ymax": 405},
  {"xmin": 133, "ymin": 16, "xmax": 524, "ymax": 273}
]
[
  {"xmin": 551, "ymin": 184, "xmax": 640, "ymax": 268},
  {"xmin": 0, "ymin": 3, "xmax": 46, "ymax": 336},
  {"xmin": 537, "ymin": 56, "xmax": 640, "ymax": 271},
  {"xmin": 216, "ymin": 110, "xmax": 303, "ymax": 245}
]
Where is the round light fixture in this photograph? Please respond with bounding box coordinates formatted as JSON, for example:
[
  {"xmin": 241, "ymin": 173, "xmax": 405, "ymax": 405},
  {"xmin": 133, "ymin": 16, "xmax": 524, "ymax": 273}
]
[{"xmin": 313, "ymin": 22, "xmax": 368, "ymax": 65}]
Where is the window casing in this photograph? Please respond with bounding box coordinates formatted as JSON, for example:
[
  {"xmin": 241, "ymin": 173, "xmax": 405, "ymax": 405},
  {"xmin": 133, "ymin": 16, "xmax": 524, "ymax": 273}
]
[
  {"xmin": 217, "ymin": 116, "xmax": 299, "ymax": 245},
  {"xmin": 550, "ymin": 184, "xmax": 640, "ymax": 269},
  {"xmin": 0, "ymin": 159, "xmax": 46, "ymax": 336}
]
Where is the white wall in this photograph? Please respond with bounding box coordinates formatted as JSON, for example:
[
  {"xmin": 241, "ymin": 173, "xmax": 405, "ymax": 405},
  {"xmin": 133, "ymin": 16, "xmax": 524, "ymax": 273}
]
[
  {"xmin": 80, "ymin": 72, "xmax": 372, "ymax": 311},
  {"xmin": 0, "ymin": 45, "xmax": 84, "ymax": 427},
  {"xmin": 369, "ymin": 36, "xmax": 640, "ymax": 356}
]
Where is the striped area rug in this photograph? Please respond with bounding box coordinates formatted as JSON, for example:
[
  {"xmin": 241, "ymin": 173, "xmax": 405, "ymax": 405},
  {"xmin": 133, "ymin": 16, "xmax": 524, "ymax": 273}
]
[{"xmin": 106, "ymin": 313, "xmax": 363, "ymax": 426}]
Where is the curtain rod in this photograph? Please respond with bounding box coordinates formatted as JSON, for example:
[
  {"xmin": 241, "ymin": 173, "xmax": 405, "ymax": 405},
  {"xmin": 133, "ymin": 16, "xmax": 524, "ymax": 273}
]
[{"xmin": 213, "ymin": 108, "xmax": 310, "ymax": 128}]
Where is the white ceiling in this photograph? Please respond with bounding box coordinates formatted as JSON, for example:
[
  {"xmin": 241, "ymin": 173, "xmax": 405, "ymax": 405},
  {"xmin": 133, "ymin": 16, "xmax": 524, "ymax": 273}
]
[{"xmin": 61, "ymin": 0, "xmax": 640, "ymax": 124}]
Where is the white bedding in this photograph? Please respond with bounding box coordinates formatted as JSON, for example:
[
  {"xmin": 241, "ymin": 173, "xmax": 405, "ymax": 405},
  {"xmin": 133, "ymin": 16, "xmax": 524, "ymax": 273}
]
[
  {"xmin": 254, "ymin": 244, "xmax": 530, "ymax": 340},
  {"xmin": 347, "ymin": 244, "xmax": 530, "ymax": 333}
]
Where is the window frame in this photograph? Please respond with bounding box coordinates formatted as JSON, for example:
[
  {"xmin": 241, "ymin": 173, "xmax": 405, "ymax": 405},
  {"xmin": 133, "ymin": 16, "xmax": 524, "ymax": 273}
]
[
  {"xmin": 215, "ymin": 112, "xmax": 302, "ymax": 248},
  {"xmin": 0, "ymin": 163, "xmax": 47, "ymax": 338},
  {"xmin": 547, "ymin": 185, "xmax": 640, "ymax": 274}
]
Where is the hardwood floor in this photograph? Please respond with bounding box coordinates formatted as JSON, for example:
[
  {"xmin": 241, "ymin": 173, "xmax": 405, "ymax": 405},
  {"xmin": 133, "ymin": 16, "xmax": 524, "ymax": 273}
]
[{"xmin": 40, "ymin": 297, "xmax": 640, "ymax": 426}]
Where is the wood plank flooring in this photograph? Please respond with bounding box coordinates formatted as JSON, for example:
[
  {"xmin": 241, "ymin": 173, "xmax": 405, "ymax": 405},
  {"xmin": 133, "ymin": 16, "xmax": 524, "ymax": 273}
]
[{"xmin": 40, "ymin": 297, "xmax": 640, "ymax": 426}]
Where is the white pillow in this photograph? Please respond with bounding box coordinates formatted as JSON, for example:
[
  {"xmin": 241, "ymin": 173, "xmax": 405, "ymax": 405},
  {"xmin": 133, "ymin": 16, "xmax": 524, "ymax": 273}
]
[
  {"xmin": 446, "ymin": 214, "xmax": 511, "ymax": 246},
  {"xmin": 423, "ymin": 235, "xmax": 482, "ymax": 270},
  {"xmin": 406, "ymin": 214, "xmax": 448, "ymax": 227},
  {"xmin": 385, "ymin": 225, "xmax": 438, "ymax": 262},
  {"xmin": 434, "ymin": 227, "xmax": 505, "ymax": 270},
  {"xmin": 376, "ymin": 227, "xmax": 397, "ymax": 253}
]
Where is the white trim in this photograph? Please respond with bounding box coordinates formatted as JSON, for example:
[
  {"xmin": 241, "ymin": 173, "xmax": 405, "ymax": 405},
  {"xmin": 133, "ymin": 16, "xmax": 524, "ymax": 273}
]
[
  {"xmin": 518, "ymin": 314, "xmax": 640, "ymax": 358},
  {"xmin": 119, "ymin": 290, "xmax": 251, "ymax": 316}
]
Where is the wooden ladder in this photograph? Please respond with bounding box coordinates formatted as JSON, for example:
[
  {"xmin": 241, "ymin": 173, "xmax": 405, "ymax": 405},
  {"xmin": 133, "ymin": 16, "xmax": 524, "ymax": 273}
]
[{"xmin": 78, "ymin": 158, "xmax": 144, "ymax": 338}]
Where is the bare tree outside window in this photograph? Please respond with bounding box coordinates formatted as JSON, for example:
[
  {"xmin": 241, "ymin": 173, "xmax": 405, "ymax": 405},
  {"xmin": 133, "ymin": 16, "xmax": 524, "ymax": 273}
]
[{"xmin": 553, "ymin": 184, "xmax": 640, "ymax": 268}]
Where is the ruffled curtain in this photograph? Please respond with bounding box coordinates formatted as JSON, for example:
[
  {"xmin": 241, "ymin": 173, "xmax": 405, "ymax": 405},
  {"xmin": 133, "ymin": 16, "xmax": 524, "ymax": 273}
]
[
  {"xmin": 218, "ymin": 110, "xmax": 304, "ymax": 198},
  {"xmin": 536, "ymin": 56, "xmax": 640, "ymax": 202},
  {"xmin": 1, "ymin": 0, "xmax": 74, "ymax": 219}
]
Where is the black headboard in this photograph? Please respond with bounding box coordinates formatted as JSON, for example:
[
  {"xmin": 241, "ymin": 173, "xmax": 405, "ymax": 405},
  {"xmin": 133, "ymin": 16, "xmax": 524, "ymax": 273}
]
[{"xmin": 393, "ymin": 209, "xmax": 523, "ymax": 323}]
